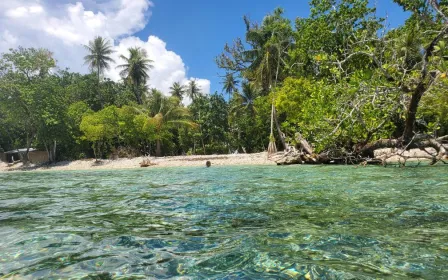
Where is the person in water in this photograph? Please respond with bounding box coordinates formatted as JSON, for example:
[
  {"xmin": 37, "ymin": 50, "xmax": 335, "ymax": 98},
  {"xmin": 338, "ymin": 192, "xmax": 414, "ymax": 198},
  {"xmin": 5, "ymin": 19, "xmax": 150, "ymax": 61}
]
[{"xmin": 206, "ymin": 161, "xmax": 211, "ymax": 167}]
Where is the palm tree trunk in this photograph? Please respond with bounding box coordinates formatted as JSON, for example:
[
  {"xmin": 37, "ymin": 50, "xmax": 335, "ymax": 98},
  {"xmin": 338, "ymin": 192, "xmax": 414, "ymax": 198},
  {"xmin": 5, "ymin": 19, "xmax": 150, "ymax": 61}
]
[
  {"xmin": 97, "ymin": 65, "xmax": 104, "ymax": 108},
  {"xmin": 156, "ymin": 139, "xmax": 162, "ymax": 157},
  {"xmin": 199, "ymin": 125, "xmax": 206, "ymax": 154},
  {"xmin": 134, "ymin": 83, "xmax": 143, "ymax": 105},
  {"xmin": 201, "ymin": 137, "xmax": 206, "ymax": 155},
  {"xmin": 268, "ymin": 102, "xmax": 277, "ymax": 156}
]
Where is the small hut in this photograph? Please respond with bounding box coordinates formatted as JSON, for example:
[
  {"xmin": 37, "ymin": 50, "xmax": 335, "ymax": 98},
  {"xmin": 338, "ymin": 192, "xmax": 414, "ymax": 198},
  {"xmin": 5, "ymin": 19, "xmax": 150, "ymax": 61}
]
[{"xmin": 0, "ymin": 148, "xmax": 49, "ymax": 164}]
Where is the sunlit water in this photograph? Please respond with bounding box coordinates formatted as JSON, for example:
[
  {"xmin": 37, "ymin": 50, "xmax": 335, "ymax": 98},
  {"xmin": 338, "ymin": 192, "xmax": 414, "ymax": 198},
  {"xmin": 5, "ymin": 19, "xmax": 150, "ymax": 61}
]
[{"xmin": 0, "ymin": 165, "xmax": 447, "ymax": 279}]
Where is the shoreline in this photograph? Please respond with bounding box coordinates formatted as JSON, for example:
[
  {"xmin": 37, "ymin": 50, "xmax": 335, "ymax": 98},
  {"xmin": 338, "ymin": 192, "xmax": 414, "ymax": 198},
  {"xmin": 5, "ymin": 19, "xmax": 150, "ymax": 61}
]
[
  {"xmin": 1, "ymin": 148, "xmax": 444, "ymax": 173},
  {"xmin": 0, "ymin": 152, "xmax": 276, "ymax": 172}
]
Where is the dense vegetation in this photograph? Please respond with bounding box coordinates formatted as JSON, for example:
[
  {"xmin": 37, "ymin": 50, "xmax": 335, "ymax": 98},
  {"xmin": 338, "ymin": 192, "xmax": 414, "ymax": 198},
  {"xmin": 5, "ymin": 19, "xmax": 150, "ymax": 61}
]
[{"xmin": 1, "ymin": 0, "xmax": 447, "ymax": 163}]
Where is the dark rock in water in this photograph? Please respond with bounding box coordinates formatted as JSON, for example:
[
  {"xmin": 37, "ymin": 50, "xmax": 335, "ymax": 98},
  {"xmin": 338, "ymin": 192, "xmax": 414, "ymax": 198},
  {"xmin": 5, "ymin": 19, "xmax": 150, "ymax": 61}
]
[{"xmin": 206, "ymin": 161, "xmax": 211, "ymax": 167}]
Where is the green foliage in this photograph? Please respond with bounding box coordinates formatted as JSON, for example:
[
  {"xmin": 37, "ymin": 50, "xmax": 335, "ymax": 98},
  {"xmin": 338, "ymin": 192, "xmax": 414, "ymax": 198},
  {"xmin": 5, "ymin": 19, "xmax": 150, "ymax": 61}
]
[
  {"xmin": 187, "ymin": 93, "xmax": 229, "ymax": 154},
  {"xmin": 79, "ymin": 106, "xmax": 119, "ymax": 159},
  {"xmin": 275, "ymin": 78, "xmax": 336, "ymax": 151},
  {"xmin": 420, "ymin": 80, "xmax": 448, "ymax": 135},
  {"xmin": 276, "ymin": 77, "xmax": 400, "ymax": 152}
]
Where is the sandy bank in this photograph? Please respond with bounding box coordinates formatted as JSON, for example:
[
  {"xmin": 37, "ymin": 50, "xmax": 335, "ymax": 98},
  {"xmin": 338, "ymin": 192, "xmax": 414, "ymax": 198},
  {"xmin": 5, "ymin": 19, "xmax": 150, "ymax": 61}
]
[
  {"xmin": 0, "ymin": 153, "xmax": 275, "ymax": 172},
  {"xmin": 1, "ymin": 147, "xmax": 445, "ymax": 173}
]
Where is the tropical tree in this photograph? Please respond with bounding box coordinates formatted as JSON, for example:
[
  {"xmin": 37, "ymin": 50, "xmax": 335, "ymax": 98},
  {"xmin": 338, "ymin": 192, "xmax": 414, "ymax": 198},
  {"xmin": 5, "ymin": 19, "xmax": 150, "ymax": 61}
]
[
  {"xmin": 217, "ymin": 8, "xmax": 293, "ymax": 92},
  {"xmin": 222, "ymin": 73, "xmax": 239, "ymax": 100},
  {"xmin": 80, "ymin": 106, "xmax": 120, "ymax": 161},
  {"xmin": 83, "ymin": 36, "xmax": 115, "ymax": 82},
  {"xmin": 227, "ymin": 82, "xmax": 263, "ymax": 153},
  {"xmin": 232, "ymin": 81, "xmax": 259, "ymax": 117},
  {"xmin": 186, "ymin": 79, "xmax": 202, "ymax": 101},
  {"xmin": 169, "ymin": 82, "xmax": 186, "ymax": 101},
  {"xmin": 83, "ymin": 36, "xmax": 115, "ymax": 108},
  {"xmin": 117, "ymin": 47, "xmax": 153, "ymax": 105},
  {"xmin": 217, "ymin": 8, "xmax": 293, "ymax": 151},
  {"xmin": 0, "ymin": 47, "xmax": 57, "ymax": 162},
  {"xmin": 141, "ymin": 90, "xmax": 197, "ymax": 156},
  {"xmin": 188, "ymin": 93, "xmax": 229, "ymax": 154}
]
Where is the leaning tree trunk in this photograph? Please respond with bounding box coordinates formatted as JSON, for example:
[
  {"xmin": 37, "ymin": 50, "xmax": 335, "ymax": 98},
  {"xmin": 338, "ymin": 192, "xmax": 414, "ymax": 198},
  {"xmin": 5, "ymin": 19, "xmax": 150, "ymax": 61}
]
[
  {"xmin": 402, "ymin": 82, "xmax": 426, "ymax": 144},
  {"xmin": 273, "ymin": 105, "xmax": 287, "ymax": 150},
  {"xmin": 402, "ymin": 15, "xmax": 448, "ymax": 143},
  {"xmin": 295, "ymin": 133, "xmax": 314, "ymax": 155}
]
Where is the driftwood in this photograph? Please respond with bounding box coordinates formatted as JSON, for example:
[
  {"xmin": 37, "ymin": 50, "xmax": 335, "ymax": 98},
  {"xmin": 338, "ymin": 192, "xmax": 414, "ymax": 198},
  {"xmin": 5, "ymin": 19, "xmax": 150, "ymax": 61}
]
[
  {"xmin": 270, "ymin": 133, "xmax": 324, "ymax": 165},
  {"xmin": 295, "ymin": 133, "xmax": 314, "ymax": 155},
  {"xmin": 140, "ymin": 158, "xmax": 155, "ymax": 168},
  {"xmin": 269, "ymin": 133, "xmax": 448, "ymax": 166},
  {"xmin": 270, "ymin": 151, "xmax": 302, "ymax": 165}
]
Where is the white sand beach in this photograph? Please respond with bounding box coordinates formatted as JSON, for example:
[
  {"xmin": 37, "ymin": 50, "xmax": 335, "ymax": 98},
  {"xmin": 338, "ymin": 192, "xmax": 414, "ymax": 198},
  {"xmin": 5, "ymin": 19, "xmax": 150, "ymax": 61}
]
[
  {"xmin": 0, "ymin": 152, "xmax": 275, "ymax": 172},
  {"xmin": 1, "ymin": 148, "xmax": 445, "ymax": 173}
]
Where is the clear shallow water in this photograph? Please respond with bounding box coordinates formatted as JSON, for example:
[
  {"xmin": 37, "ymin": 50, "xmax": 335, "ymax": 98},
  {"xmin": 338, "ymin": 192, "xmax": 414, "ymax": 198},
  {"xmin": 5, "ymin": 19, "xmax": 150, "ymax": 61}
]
[{"xmin": 0, "ymin": 165, "xmax": 447, "ymax": 279}]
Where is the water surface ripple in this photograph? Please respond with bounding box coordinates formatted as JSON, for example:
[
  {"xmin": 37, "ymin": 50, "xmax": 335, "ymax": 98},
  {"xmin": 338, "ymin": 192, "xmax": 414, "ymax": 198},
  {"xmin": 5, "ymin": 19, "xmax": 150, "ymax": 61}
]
[{"xmin": 0, "ymin": 165, "xmax": 447, "ymax": 279}]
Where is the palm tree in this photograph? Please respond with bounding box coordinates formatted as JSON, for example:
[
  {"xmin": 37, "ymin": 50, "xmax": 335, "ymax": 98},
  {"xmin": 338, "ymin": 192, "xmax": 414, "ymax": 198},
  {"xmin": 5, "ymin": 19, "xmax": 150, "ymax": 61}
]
[
  {"xmin": 229, "ymin": 82, "xmax": 259, "ymax": 153},
  {"xmin": 187, "ymin": 79, "xmax": 202, "ymax": 101},
  {"xmin": 222, "ymin": 73, "xmax": 239, "ymax": 100},
  {"xmin": 169, "ymin": 82, "xmax": 186, "ymax": 101},
  {"xmin": 117, "ymin": 47, "xmax": 153, "ymax": 105},
  {"xmin": 242, "ymin": 8, "xmax": 292, "ymax": 92},
  {"xmin": 232, "ymin": 81, "xmax": 259, "ymax": 116},
  {"xmin": 143, "ymin": 91, "xmax": 197, "ymax": 156},
  {"xmin": 83, "ymin": 36, "xmax": 115, "ymax": 107},
  {"xmin": 242, "ymin": 9, "xmax": 292, "ymax": 151},
  {"xmin": 83, "ymin": 36, "xmax": 115, "ymax": 82}
]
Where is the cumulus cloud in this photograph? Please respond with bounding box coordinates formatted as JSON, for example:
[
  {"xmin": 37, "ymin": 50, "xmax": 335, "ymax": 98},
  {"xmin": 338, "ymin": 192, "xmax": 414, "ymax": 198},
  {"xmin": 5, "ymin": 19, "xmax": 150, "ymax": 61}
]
[
  {"xmin": 108, "ymin": 36, "xmax": 210, "ymax": 97},
  {"xmin": 0, "ymin": 0, "xmax": 210, "ymax": 101}
]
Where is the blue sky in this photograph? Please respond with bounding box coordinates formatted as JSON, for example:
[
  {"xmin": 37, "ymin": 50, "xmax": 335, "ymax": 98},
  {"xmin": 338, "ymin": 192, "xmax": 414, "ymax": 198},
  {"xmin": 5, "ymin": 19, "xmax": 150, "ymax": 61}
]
[{"xmin": 137, "ymin": 0, "xmax": 410, "ymax": 94}]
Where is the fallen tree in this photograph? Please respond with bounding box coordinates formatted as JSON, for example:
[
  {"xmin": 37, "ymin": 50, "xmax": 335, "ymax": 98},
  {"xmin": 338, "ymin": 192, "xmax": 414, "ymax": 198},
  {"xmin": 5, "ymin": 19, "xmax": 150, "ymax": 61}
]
[{"xmin": 270, "ymin": 134, "xmax": 447, "ymax": 166}]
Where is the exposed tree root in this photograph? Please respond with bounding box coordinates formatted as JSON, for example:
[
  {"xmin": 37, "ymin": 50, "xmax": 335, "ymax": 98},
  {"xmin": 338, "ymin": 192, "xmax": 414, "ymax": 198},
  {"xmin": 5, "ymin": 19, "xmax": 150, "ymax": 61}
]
[{"xmin": 269, "ymin": 134, "xmax": 448, "ymax": 166}]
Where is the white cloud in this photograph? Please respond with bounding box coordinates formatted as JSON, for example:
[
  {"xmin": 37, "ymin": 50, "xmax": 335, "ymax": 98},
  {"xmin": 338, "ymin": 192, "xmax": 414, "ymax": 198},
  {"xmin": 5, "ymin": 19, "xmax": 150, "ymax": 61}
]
[
  {"xmin": 107, "ymin": 36, "xmax": 210, "ymax": 101},
  {"xmin": 6, "ymin": 5, "xmax": 44, "ymax": 18},
  {"xmin": 0, "ymin": 0, "xmax": 210, "ymax": 103}
]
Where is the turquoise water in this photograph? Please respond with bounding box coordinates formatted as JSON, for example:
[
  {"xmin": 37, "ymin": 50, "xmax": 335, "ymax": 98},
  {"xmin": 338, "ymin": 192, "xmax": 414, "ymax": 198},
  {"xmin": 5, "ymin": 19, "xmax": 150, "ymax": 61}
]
[{"xmin": 0, "ymin": 165, "xmax": 447, "ymax": 279}]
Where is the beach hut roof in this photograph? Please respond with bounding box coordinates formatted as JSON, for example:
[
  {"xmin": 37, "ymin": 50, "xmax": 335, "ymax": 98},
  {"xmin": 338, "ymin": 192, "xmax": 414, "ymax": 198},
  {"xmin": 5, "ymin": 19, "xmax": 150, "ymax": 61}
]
[{"xmin": 4, "ymin": 148, "xmax": 36, "ymax": 154}]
